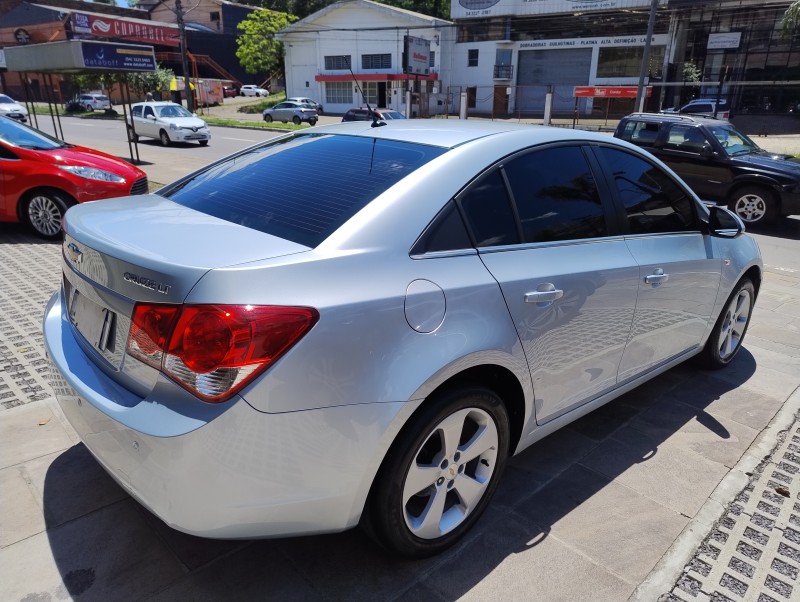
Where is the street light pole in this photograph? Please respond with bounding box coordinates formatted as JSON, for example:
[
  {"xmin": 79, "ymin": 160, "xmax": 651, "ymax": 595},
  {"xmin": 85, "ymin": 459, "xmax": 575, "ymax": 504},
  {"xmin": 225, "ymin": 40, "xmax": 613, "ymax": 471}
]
[
  {"xmin": 635, "ymin": 0, "xmax": 659, "ymax": 112},
  {"xmin": 175, "ymin": 0, "xmax": 194, "ymax": 112}
]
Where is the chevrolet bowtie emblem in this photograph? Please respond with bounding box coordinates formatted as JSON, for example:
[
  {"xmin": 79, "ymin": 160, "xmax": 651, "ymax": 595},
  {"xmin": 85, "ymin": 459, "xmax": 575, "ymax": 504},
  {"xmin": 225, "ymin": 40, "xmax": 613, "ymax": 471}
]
[{"xmin": 66, "ymin": 242, "xmax": 83, "ymax": 265}]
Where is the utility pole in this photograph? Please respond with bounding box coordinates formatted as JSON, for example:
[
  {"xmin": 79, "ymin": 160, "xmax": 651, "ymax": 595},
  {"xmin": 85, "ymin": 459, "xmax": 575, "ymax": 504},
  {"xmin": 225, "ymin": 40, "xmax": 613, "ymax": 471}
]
[
  {"xmin": 635, "ymin": 0, "xmax": 659, "ymax": 112},
  {"xmin": 175, "ymin": 0, "xmax": 194, "ymax": 112}
]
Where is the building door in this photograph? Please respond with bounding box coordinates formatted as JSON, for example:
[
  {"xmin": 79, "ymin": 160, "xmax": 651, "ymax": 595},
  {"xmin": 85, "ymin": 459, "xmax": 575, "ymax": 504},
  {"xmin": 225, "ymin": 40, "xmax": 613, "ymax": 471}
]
[
  {"xmin": 493, "ymin": 85, "xmax": 509, "ymax": 115},
  {"xmin": 516, "ymin": 48, "xmax": 592, "ymax": 114}
]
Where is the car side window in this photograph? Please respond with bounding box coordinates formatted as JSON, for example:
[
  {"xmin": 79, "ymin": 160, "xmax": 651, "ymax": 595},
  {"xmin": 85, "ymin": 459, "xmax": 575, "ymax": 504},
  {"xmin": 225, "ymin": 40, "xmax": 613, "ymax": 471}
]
[
  {"xmin": 619, "ymin": 120, "xmax": 660, "ymax": 147},
  {"xmin": 457, "ymin": 170, "xmax": 520, "ymax": 247},
  {"xmin": 132, "ymin": 106, "xmax": 142, "ymax": 117},
  {"xmin": 411, "ymin": 201, "xmax": 472, "ymax": 254},
  {"xmin": 503, "ymin": 146, "xmax": 607, "ymax": 243},
  {"xmin": 144, "ymin": 106, "xmax": 154, "ymax": 118},
  {"xmin": 664, "ymin": 124, "xmax": 710, "ymax": 153},
  {"xmin": 683, "ymin": 103, "xmax": 712, "ymax": 114},
  {"xmin": 596, "ymin": 146, "xmax": 698, "ymax": 234}
]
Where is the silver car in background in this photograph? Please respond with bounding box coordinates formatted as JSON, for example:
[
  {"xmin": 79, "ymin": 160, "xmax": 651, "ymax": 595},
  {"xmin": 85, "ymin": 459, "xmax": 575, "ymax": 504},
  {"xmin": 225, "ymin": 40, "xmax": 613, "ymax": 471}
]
[{"xmin": 44, "ymin": 121, "xmax": 762, "ymax": 558}]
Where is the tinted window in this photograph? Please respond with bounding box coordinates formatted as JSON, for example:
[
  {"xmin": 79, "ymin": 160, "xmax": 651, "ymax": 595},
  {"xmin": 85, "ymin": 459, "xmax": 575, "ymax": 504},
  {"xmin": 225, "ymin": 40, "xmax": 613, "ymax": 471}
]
[
  {"xmin": 411, "ymin": 201, "xmax": 472, "ymax": 254},
  {"xmin": 504, "ymin": 146, "xmax": 606, "ymax": 243},
  {"xmin": 664, "ymin": 124, "xmax": 709, "ymax": 152},
  {"xmin": 619, "ymin": 120, "xmax": 660, "ymax": 147},
  {"xmin": 458, "ymin": 170, "xmax": 519, "ymax": 247},
  {"xmin": 132, "ymin": 106, "xmax": 142, "ymax": 117},
  {"xmin": 597, "ymin": 147, "xmax": 697, "ymax": 234},
  {"xmin": 161, "ymin": 133, "xmax": 447, "ymax": 248}
]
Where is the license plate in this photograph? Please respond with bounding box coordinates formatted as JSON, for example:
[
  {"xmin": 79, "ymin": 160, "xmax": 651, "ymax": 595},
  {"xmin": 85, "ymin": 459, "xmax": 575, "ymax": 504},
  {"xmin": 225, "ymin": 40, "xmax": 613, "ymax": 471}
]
[{"xmin": 69, "ymin": 290, "xmax": 115, "ymax": 351}]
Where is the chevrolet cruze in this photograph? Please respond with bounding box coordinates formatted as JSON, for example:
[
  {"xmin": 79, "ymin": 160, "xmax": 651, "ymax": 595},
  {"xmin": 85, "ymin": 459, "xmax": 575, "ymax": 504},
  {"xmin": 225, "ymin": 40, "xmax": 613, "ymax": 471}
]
[{"xmin": 44, "ymin": 120, "xmax": 762, "ymax": 557}]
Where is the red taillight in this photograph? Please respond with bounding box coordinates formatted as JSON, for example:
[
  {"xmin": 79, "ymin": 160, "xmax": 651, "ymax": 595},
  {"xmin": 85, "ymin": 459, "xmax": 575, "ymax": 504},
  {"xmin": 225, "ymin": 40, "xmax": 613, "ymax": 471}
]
[{"xmin": 126, "ymin": 303, "xmax": 318, "ymax": 402}]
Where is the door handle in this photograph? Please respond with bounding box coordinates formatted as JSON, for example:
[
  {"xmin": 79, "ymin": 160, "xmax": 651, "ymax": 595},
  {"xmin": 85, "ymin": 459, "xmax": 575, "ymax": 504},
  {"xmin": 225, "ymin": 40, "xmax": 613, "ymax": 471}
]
[
  {"xmin": 645, "ymin": 268, "xmax": 669, "ymax": 285},
  {"xmin": 524, "ymin": 285, "xmax": 564, "ymax": 304}
]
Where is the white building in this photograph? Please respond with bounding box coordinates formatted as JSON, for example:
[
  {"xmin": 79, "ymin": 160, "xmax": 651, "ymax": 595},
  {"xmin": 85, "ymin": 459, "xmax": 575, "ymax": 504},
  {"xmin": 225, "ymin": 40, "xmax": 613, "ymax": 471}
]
[{"xmin": 277, "ymin": 0, "xmax": 453, "ymax": 116}]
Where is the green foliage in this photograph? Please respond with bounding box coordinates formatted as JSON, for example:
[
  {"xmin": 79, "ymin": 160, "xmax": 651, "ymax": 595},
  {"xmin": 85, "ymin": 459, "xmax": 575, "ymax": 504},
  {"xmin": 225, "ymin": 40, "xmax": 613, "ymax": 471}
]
[
  {"xmin": 236, "ymin": 0, "xmax": 448, "ymax": 24},
  {"xmin": 681, "ymin": 61, "xmax": 701, "ymax": 82},
  {"xmin": 782, "ymin": 0, "xmax": 800, "ymax": 33},
  {"xmin": 124, "ymin": 65, "xmax": 175, "ymax": 97},
  {"xmin": 236, "ymin": 10, "xmax": 298, "ymax": 76}
]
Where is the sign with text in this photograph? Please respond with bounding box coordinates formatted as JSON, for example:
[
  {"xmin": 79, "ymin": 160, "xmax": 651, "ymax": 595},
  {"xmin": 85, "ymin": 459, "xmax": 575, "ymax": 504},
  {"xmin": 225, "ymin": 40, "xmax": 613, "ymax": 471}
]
[
  {"xmin": 574, "ymin": 86, "xmax": 652, "ymax": 98},
  {"xmin": 70, "ymin": 12, "xmax": 179, "ymax": 48},
  {"xmin": 81, "ymin": 41, "xmax": 156, "ymax": 72},
  {"xmin": 403, "ymin": 35, "xmax": 431, "ymax": 76},
  {"xmin": 453, "ymin": 0, "xmax": 664, "ymax": 20}
]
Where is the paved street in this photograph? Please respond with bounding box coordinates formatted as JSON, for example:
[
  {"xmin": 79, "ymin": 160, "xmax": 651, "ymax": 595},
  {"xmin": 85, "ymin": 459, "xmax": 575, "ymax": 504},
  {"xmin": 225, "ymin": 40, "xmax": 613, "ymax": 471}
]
[{"xmin": 0, "ymin": 119, "xmax": 799, "ymax": 601}]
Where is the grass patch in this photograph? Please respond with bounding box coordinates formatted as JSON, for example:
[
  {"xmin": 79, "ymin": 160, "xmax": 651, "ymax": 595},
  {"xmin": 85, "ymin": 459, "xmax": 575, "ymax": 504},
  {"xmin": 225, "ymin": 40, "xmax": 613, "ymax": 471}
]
[
  {"xmin": 236, "ymin": 92, "xmax": 287, "ymax": 113},
  {"xmin": 203, "ymin": 116, "xmax": 309, "ymax": 130}
]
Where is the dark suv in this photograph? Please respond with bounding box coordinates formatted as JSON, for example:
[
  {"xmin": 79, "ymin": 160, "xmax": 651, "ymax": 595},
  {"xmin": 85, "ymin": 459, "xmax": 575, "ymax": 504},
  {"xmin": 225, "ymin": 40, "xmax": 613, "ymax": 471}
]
[{"xmin": 615, "ymin": 113, "xmax": 800, "ymax": 225}]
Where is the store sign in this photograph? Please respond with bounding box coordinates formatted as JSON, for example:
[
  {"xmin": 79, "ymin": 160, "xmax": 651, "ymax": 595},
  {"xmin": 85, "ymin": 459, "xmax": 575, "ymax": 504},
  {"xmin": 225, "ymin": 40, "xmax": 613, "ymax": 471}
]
[
  {"xmin": 80, "ymin": 41, "xmax": 156, "ymax": 72},
  {"xmin": 14, "ymin": 28, "xmax": 32, "ymax": 45},
  {"xmin": 707, "ymin": 32, "xmax": 741, "ymax": 50},
  {"xmin": 574, "ymin": 86, "xmax": 652, "ymax": 98},
  {"xmin": 70, "ymin": 12, "xmax": 179, "ymax": 47},
  {"xmin": 454, "ymin": 0, "xmax": 662, "ymax": 19},
  {"xmin": 404, "ymin": 35, "xmax": 431, "ymax": 76},
  {"xmin": 519, "ymin": 33, "xmax": 668, "ymax": 50}
]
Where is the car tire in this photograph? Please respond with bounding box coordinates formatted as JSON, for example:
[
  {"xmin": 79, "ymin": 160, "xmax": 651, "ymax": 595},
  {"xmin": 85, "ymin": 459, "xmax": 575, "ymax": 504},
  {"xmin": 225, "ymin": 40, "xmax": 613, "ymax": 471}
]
[
  {"xmin": 309, "ymin": 119, "xmax": 317, "ymax": 126},
  {"xmin": 24, "ymin": 189, "xmax": 71, "ymax": 239},
  {"xmin": 199, "ymin": 140, "xmax": 209, "ymax": 146},
  {"xmin": 263, "ymin": 114, "xmax": 273, "ymax": 122},
  {"xmin": 85, "ymin": 104, "xmax": 94, "ymax": 112},
  {"xmin": 292, "ymin": 116, "xmax": 301, "ymax": 125},
  {"xmin": 729, "ymin": 186, "xmax": 778, "ymax": 226},
  {"xmin": 159, "ymin": 130, "xmax": 171, "ymax": 146},
  {"xmin": 365, "ymin": 385, "xmax": 509, "ymax": 558},
  {"xmin": 698, "ymin": 278, "xmax": 755, "ymax": 369},
  {"xmin": 255, "ymin": 92, "xmax": 261, "ymax": 97},
  {"xmin": 126, "ymin": 127, "xmax": 139, "ymax": 142}
]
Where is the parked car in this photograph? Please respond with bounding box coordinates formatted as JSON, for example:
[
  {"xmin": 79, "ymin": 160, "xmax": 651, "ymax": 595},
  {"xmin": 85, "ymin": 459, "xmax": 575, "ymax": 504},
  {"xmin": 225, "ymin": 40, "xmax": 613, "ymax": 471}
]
[
  {"xmin": 0, "ymin": 115, "xmax": 147, "ymax": 238},
  {"xmin": 240, "ymin": 84, "xmax": 270, "ymax": 97},
  {"xmin": 222, "ymin": 86, "xmax": 238, "ymax": 98},
  {"xmin": 287, "ymin": 97, "xmax": 324, "ymax": 114},
  {"xmin": 126, "ymin": 101, "xmax": 211, "ymax": 146},
  {"xmin": 44, "ymin": 120, "xmax": 762, "ymax": 559},
  {"xmin": 0, "ymin": 94, "xmax": 29, "ymax": 123},
  {"xmin": 661, "ymin": 98, "xmax": 732, "ymax": 119},
  {"xmin": 77, "ymin": 93, "xmax": 112, "ymax": 112},
  {"xmin": 342, "ymin": 107, "xmax": 407, "ymax": 122},
  {"xmin": 614, "ymin": 112, "xmax": 800, "ymax": 225},
  {"xmin": 262, "ymin": 101, "xmax": 318, "ymax": 125}
]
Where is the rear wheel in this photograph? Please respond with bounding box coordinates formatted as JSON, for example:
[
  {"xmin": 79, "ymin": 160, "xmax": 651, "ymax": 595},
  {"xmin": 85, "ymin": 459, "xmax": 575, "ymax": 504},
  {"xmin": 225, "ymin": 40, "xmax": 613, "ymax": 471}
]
[
  {"xmin": 25, "ymin": 189, "xmax": 70, "ymax": 239},
  {"xmin": 159, "ymin": 130, "xmax": 171, "ymax": 146},
  {"xmin": 729, "ymin": 186, "xmax": 778, "ymax": 225},
  {"xmin": 309, "ymin": 119, "xmax": 317, "ymax": 126},
  {"xmin": 366, "ymin": 386, "xmax": 509, "ymax": 558},
  {"xmin": 292, "ymin": 116, "xmax": 301, "ymax": 125},
  {"xmin": 699, "ymin": 278, "xmax": 755, "ymax": 369}
]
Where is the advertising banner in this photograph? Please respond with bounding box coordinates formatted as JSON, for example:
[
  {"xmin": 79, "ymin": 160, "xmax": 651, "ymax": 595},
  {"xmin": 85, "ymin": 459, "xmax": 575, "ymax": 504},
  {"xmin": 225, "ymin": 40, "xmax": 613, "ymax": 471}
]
[
  {"xmin": 452, "ymin": 0, "xmax": 663, "ymax": 20},
  {"xmin": 80, "ymin": 41, "xmax": 156, "ymax": 72},
  {"xmin": 71, "ymin": 12, "xmax": 179, "ymax": 47}
]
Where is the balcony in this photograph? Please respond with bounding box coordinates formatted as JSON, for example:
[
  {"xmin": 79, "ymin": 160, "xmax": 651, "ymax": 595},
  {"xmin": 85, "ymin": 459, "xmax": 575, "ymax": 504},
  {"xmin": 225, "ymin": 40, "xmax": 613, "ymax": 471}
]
[{"xmin": 493, "ymin": 64, "xmax": 513, "ymax": 79}]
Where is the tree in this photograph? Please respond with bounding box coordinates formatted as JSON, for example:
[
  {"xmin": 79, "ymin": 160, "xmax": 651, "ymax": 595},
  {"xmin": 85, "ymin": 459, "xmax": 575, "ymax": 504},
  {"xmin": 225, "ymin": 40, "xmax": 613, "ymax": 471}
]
[
  {"xmin": 236, "ymin": 9, "xmax": 298, "ymax": 76},
  {"xmin": 782, "ymin": 0, "xmax": 800, "ymax": 33},
  {"xmin": 125, "ymin": 65, "xmax": 176, "ymax": 97}
]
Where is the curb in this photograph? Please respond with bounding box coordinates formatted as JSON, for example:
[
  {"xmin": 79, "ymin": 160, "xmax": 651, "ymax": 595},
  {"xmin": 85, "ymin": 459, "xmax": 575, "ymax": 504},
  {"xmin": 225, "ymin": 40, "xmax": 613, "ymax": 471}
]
[{"xmin": 630, "ymin": 385, "xmax": 800, "ymax": 601}]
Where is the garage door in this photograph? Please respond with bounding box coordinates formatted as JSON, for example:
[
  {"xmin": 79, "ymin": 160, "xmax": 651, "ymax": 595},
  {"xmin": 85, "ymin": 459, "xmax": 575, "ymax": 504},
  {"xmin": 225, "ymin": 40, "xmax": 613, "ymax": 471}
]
[{"xmin": 516, "ymin": 48, "xmax": 592, "ymax": 114}]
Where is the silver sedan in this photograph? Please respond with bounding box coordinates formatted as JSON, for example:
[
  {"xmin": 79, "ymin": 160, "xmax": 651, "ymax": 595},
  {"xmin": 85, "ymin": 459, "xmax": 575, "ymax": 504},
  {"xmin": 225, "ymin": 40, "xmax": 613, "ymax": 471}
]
[{"xmin": 44, "ymin": 120, "xmax": 761, "ymax": 558}]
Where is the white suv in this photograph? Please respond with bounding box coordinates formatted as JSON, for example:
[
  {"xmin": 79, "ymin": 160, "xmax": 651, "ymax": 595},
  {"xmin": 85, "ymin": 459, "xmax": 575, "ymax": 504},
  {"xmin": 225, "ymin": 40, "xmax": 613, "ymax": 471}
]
[
  {"xmin": 127, "ymin": 101, "xmax": 210, "ymax": 146},
  {"xmin": 662, "ymin": 98, "xmax": 731, "ymax": 119},
  {"xmin": 240, "ymin": 85, "xmax": 269, "ymax": 97}
]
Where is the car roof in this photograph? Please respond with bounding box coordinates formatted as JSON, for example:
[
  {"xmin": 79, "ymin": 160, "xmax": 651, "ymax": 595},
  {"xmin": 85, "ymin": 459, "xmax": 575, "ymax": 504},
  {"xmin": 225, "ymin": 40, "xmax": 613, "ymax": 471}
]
[
  {"xmin": 623, "ymin": 112, "xmax": 727, "ymax": 126},
  {"xmin": 132, "ymin": 101, "xmax": 179, "ymax": 107},
  {"xmin": 311, "ymin": 119, "xmax": 618, "ymax": 150}
]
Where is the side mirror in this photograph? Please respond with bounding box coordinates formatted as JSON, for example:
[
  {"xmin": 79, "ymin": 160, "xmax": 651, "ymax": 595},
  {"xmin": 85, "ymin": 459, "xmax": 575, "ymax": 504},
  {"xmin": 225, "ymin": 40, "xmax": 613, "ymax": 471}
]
[
  {"xmin": 700, "ymin": 145, "xmax": 717, "ymax": 159},
  {"xmin": 708, "ymin": 205, "xmax": 744, "ymax": 238}
]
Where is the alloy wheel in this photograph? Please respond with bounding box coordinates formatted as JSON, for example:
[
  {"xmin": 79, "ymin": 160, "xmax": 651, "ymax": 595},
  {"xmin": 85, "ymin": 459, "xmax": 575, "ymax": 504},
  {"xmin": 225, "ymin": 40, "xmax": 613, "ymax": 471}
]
[
  {"xmin": 27, "ymin": 194, "xmax": 64, "ymax": 237},
  {"xmin": 717, "ymin": 286, "xmax": 752, "ymax": 360}
]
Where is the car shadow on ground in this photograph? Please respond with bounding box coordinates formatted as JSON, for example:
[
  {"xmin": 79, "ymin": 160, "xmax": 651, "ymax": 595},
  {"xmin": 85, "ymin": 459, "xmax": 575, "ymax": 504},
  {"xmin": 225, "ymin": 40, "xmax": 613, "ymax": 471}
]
[
  {"xmin": 747, "ymin": 216, "xmax": 800, "ymax": 241},
  {"xmin": 0, "ymin": 223, "xmax": 61, "ymax": 244},
  {"xmin": 41, "ymin": 350, "xmax": 760, "ymax": 600}
]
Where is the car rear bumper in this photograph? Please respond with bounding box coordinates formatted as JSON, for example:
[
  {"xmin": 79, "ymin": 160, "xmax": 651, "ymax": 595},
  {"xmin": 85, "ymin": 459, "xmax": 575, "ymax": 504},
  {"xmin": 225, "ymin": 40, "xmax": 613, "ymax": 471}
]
[{"xmin": 43, "ymin": 290, "xmax": 403, "ymax": 539}]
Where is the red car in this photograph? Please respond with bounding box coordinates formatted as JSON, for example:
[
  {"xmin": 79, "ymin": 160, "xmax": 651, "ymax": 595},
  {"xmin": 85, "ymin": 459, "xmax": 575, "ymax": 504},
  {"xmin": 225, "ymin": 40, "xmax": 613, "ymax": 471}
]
[
  {"xmin": 0, "ymin": 115, "xmax": 148, "ymax": 238},
  {"xmin": 222, "ymin": 86, "xmax": 238, "ymax": 98}
]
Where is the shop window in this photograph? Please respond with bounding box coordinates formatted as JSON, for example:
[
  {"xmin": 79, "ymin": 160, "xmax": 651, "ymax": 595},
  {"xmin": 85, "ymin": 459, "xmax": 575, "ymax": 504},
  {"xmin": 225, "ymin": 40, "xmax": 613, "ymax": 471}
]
[
  {"xmin": 597, "ymin": 46, "xmax": 665, "ymax": 79},
  {"xmin": 210, "ymin": 11, "xmax": 220, "ymax": 21},
  {"xmin": 325, "ymin": 81, "xmax": 352, "ymax": 104}
]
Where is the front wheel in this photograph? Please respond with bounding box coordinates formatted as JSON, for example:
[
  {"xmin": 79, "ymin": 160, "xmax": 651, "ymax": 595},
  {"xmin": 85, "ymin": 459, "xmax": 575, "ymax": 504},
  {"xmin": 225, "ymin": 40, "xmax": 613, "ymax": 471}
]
[
  {"xmin": 292, "ymin": 116, "xmax": 301, "ymax": 125},
  {"xmin": 729, "ymin": 186, "xmax": 778, "ymax": 225},
  {"xmin": 85, "ymin": 104, "xmax": 94, "ymax": 112},
  {"xmin": 263, "ymin": 114, "xmax": 273, "ymax": 123},
  {"xmin": 698, "ymin": 278, "xmax": 755, "ymax": 369},
  {"xmin": 365, "ymin": 386, "xmax": 509, "ymax": 558},
  {"xmin": 25, "ymin": 190, "xmax": 70, "ymax": 239},
  {"xmin": 309, "ymin": 119, "xmax": 317, "ymax": 126},
  {"xmin": 159, "ymin": 130, "xmax": 171, "ymax": 146}
]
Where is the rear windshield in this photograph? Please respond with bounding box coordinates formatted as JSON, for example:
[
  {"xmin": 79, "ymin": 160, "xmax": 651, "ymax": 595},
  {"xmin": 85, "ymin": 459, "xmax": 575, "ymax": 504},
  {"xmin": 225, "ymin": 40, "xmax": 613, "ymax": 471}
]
[{"xmin": 160, "ymin": 132, "xmax": 447, "ymax": 247}]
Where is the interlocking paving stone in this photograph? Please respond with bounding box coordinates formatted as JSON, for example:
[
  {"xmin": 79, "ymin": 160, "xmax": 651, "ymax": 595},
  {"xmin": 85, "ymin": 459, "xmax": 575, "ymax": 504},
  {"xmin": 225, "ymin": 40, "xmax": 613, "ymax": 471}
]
[
  {"xmin": 665, "ymin": 419, "xmax": 800, "ymax": 601},
  {"xmin": 0, "ymin": 233, "xmax": 62, "ymax": 411}
]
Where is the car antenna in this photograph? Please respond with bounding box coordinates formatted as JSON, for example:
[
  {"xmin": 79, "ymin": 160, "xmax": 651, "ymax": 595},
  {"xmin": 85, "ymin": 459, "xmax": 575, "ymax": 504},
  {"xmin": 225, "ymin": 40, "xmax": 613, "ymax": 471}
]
[{"xmin": 349, "ymin": 64, "xmax": 385, "ymax": 128}]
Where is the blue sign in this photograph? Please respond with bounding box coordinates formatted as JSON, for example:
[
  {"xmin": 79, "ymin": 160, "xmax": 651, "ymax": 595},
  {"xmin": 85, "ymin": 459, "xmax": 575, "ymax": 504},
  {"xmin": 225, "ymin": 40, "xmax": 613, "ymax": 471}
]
[{"xmin": 80, "ymin": 41, "xmax": 155, "ymax": 72}]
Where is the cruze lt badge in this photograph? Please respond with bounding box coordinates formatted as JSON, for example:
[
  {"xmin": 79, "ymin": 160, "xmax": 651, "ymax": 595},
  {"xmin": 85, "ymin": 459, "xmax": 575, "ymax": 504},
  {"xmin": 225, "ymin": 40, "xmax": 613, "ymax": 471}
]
[{"xmin": 123, "ymin": 272, "xmax": 171, "ymax": 295}]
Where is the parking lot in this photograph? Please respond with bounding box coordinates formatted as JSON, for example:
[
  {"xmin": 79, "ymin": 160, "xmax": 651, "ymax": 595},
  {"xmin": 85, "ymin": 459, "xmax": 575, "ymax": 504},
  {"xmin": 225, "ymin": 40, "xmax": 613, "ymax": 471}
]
[{"xmin": 1, "ymin": 119, "xmax": 799, "ymax": 601}]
